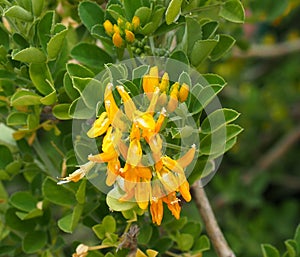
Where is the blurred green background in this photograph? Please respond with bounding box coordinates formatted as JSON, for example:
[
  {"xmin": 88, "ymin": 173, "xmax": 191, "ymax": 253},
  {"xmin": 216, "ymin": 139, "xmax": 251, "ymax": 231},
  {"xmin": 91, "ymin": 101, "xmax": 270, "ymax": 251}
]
[{"xmin": 205, "ymin": 0, "xmax": 300, "ymax": 255}]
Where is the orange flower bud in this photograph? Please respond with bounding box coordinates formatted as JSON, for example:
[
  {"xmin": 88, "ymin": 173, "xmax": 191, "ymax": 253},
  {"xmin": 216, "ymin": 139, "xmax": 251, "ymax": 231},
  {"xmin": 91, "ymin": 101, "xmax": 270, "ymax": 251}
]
[
  {"xmin": 132, "ymin": 15, "xmax": 140, "ymax": 30},
  {"xmin": 125, "ymin": 29, "xmax": 135, "ymax": 43},
  {"xmin": 103, "ymin": 20, "xmax": 114, "ymax": 36},
  {"xmin": 167, "ymin": 82, "xmax": 179, "ymax": 112},
  {"xmin": 142, "ymin": 66, "xmax": 160, "ymax": 97},
  {"xmin": 113, "ymin": 24, "xmax": 120, "ymax": 33},
  {"xmin": 112, "ymin": 32, "xmax": 123, "ymax": 48},
  {"xmin": 157, "ymin": 92, "xmax": 167, "ymax": 107},
  {"xmin": 177, "ymin": 144, "xmax": 196, "ymax": 168},
  {"xmin": 159, "ymin": 72, "xmax": 169, "ymax": 92},
  {"xmin": 125, "ymin": 21, "xmax": 132, "ymax": 30},
  {"xmin": 178, "ymin": 83, "xmax": 189, "ymax": 102}
]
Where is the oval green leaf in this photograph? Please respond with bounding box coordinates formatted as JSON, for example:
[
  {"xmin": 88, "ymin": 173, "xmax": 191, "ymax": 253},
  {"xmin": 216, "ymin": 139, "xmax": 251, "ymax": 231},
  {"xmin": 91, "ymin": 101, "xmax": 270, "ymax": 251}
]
[
  {"xmin": 5, "ymin": 6, "xmax": 33, "ymax": 21},
  {"xmin": 12, "ymin": 47, "xmax": 47, "ymax": 63},
  {"xmin": 166, "ymin": 0, "xmax": 183, "ymax": 25},
  {"xmin": 22, "ymin": 231, "xmax": 47, "ymax": 253},
  {"xmin": 219, "ymin": 0, "xmax": 245, "ymax": 23},
  {"xmin": 10, "ymin": 90, "xmax": 42, "ymax": 106}
]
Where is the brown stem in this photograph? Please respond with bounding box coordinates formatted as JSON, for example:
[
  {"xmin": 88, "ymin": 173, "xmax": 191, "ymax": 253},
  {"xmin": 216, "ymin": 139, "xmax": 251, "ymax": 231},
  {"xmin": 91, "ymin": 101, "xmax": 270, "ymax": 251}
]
[
  {"xmin": 191, "ymin": 184, "xmax": 236, "ymax": 257},
  {"xmin": 233, "ymin": 39, "xmax": 300, "ymax": 59}
]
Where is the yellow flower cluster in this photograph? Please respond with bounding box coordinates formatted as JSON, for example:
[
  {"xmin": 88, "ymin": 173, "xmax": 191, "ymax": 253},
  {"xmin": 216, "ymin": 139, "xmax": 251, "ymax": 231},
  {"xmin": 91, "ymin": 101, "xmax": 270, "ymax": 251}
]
[
  {"xmin": 60, "ymin": 67, "xmax": 195, "ymax": 225},
  {"xmin": 103, "ymin": 16, "xmax": 140, "ymax": 48}
]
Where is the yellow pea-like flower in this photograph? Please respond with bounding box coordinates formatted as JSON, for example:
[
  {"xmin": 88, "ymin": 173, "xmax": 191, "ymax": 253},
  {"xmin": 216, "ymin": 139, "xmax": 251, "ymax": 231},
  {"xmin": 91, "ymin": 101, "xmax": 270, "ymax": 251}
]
[
  {"xmin": 87, "ymin": 112, "xmax": 110, "ymax": 138},
  {"xmin": 127, "ymin": 138, "xmax": 142, "ymax": 166},
  {"xmin": 116, "ymin": 85, "xmax": 136, "ymax": 120}
]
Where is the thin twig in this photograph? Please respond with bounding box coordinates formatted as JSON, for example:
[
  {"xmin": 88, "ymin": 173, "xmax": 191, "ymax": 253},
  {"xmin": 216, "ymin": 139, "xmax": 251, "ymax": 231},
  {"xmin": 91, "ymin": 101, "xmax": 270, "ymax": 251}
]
[
  {"xmin": 233, "ymin": 39, "xmax": 300, "ymax": 59},
  {"xmin": 242, "ymin": 124, "xmax": 300, "ymax": 184},
  {"xmin": 191, "ymin": 184, "xmax": 236, "ymax": 257}
]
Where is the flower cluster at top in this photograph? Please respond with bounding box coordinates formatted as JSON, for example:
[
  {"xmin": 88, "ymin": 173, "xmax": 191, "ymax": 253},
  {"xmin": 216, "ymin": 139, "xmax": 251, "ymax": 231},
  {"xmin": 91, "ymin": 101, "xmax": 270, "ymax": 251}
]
[
  {"xmin": 59, "ymin": 67, "xmax": 195, "ymax": 225},
  {"xmin": 103, "ymin": 16, "xmax": 140, "ymax": 48}
]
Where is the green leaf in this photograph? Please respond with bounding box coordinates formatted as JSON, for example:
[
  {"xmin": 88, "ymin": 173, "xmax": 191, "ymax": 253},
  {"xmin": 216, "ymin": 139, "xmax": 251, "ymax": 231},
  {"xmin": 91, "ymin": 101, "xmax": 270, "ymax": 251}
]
[
  {"xmin": 40, "ymin": 91, "xmax": 57, "ymax": 105},
  {"xmin": 52, "ymin": 104, "xmax": 72, "ymax": 120},
  {"xmin": 69, "ymin": 97, "xmax": 94, "ymax": 119},
  {"xmin": 22, "ymin": 231, "xmax": 47, "ymax": 253},
  {"xmin": 78, "ymin": 1, "xmax": 105, "ymax": 31},
  {"xmin": 0, "ymin": 27, "xmax": 9, "ymax": 50},
  {"xmin": 201, "ymin": 21, "xmax": 219, "ymax": 39},
  {"xmin": 12, "ymin": 47, "xmax": 47, "ymax": 63},
  {"xmin": 92, "ymin": 224, "xmax": 106, "ymax": 240},
  {"xmin": 201, "ymin": 108, "xmax": 240, "ymax": 134},
  {"xmin": 72, "ymin": 77, "xmax": 104, "ymax": 109},
  {"xmin": 5, "ymin": 208, "xmax": 35, "ymax": 232},
  {"xmin": 102, "ymin": 216, "xmax": 116, "ymax": 233},
  {"xmin": 123, "ymin": 0, "xmax": 142, "ymax": 20},
  {"xmin": 9, "ymin": 191, "xmax": 37, "ymax": 212},
  {"xmin": 132, "ymin": 65, "xmax": 149, "ymax": 80},
  {"xmin": 42, "ymin": 177, "xmax": 76, "ymax": 207},
  {"xmin": 294, "ymin": 224, "xmax": 300, "ymax": 248},
  {"xmin": 190, "ymin": 85, "xmax": 223, "ymax": 114},
  {"xmin": 70, "ymin": 43, "xmax": 112, "ymax": 71},
  {"xmin": 106, "ymin": 187, "xmax": 137, "ymax": 211},
  {"xmin": 285, "ymin": 240, "xmax": 297, "ymax": 257},
  {"xmin": 5, "ymin": 160, "xmax": 22, "ymax": 176},
  {"xmin": 22, "ymin": 231, "xmax": 47, "ymax": 254},
  {"xmin": 76, "ymin": 180, "xmax": 86, "ymax": 204},
  {"xmin": 12, "ymin": 33, "xmax": 29, "ymax": 48},
  {"xmin": 11, "ymin": 90, "xmax": 42, "ymax": 106},
  {"xmin": 210, "ymin": 34, "xmax": 236, "ymax": 61},
  {"xmin": 32, "ymin": 0, "xmax": 44, "ymax": 17},
  {"xmin": 47, "ymin": 28, "xmax": 68, "ymax": 60},
  {"xmin": 188, "ymin": 158, "xmax": 215, "ymax": 184},
  {"xmin": 261, "ymin": 244, "xmax": 280, "ymax": 257},
  {"xmin": 179, "ymin": 71, "xmax": 192, "ymax": 87},
  {"xmin": 138, "ymin": 224, "xmax": 153, "ymax": 244},
  {"xmin": 64, "ymin": 73, "xmax": 80, "ymax": 100},
  {"xmin": 107, "ymin": 4, "xmax": 125, "ymax": 21},
  {"xmin": 219, "ymin": 0, "xmax": 245, "ymax": 23},
  {"xmin": 67, "ymin": 63, "xmax": 95, "ymax": 78},
  {"xmin": 166, "ymin": 0, "xmax": 183, "ymax": 25},
  {"xmin": 135, "ymin": 7, "xmax": 151, "ymax": 25},
  {"xmin": 38, "ymin": 11, "xmax": 54, "ymax": 51},
  {"xmin": 4, "ymin": 6, "xmax": 33, "ymax": 21},
  {"xmin": 190, "ymin": 37, "xmax": 219, "ymax": 66},
  {"xmin": 58, "ymin": 204, "xmax": 83, "ymax": 233},
  {"xmin": 193, "ymin": 235, "xmax": 210, "ymax": 251},
  {"xmin": 0, "ymin": 145, "xmax": 13, "ymax": 169},
  {"xmin": 29, "ymin": 63, "xmax": 54, "ymax": 95},
  {"xmin": 7, "ymin": 112, "xmax": 28, "ymax": 126},
  {"xmin": 176, "ymin": 233, "xmax": 194, "ymax": 251},
  {"xmin": 181, "ymin": 221, "xmax": 202, "ymax": 238},
  {"xmin": 16, "ymin": 208, "xmax": 43, "ymax": 220},
  {"xmin": 182, "ymin": 17, "xmax": 202, "ymax": 54}
]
